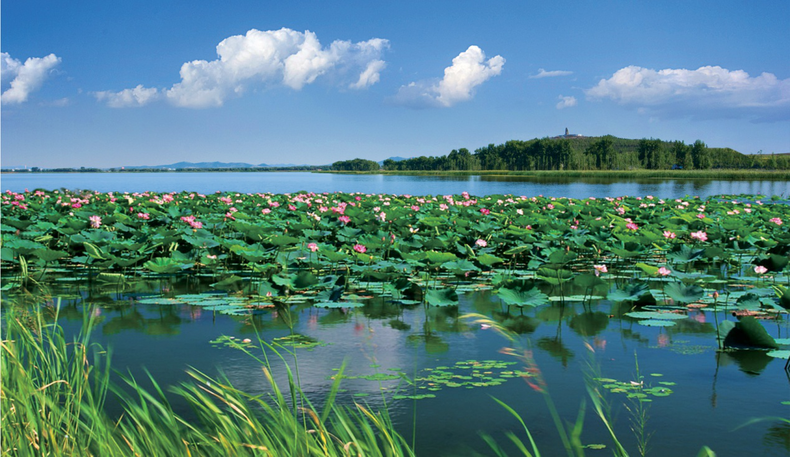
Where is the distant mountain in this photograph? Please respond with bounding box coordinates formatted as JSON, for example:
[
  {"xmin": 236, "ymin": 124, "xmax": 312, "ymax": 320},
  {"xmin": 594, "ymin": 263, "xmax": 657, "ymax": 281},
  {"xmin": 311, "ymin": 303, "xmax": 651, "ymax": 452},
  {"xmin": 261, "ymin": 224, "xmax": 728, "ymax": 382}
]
[
  {"xmin": 259, "ymin": 163, "xmax": 300, "ymax": 167},
  {"xmin": 126, "ymin": 161, "xmax": 259, "ymax": 169},
  {"xmin": 122, "ymin": 161, "xmax": 317, "ymax": 169},
  {"xmin": 378, "ymin": 156, "xmax": 411, "ymax": 165}
]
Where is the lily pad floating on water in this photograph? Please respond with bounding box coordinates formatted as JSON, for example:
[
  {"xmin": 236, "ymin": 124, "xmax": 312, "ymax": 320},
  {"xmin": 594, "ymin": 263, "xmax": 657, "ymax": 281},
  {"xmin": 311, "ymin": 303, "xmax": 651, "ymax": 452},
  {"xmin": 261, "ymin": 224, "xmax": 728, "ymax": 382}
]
[
  {"xmin": 766, "ymin": 350, "xmax": 790, "ymax": 360},
  {"xmin": 625, "ymin": 311, "xmax": 688, "ymax": 320},
  {"xmin": 638, "ymin": 319, "xmax": 678, "ymax": 327},
  {"xmin": 314, "ymin": 301, "xmax": 364, "ymax": 309},
  {"xmin": 272, "ymin": 334, "xmax": 327, "ymax": 350}
]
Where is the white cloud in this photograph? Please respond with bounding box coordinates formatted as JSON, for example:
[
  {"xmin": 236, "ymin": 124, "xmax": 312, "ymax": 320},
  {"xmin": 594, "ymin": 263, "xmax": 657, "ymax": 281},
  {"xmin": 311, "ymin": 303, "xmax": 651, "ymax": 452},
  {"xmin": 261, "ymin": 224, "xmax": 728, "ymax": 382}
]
[
  {"xmin": 94, "ymin": 85, "xmax": 160, "ymax": 108},
  {"xmin": 556, "ymin": 95, "xmax": 577, "ymax": 109},
  {"xmin": 586, "ymin": 65, "xmax": 790, "ymax": 121},
  {"xmin": 351, "ymin": 59, "xmax": 386, "ymax": 89},
  {"xmin": 393, "ymin": 45, "xmax": 504, "ymax": 108},
  {"xmin": 98, "ymin": 28, "xmax": 389, "ymax": 109},
  {"xmin": 530, "ymin": 68, "xmax": 573, "ymax": 79},
  {"xmin": 1, "ymin": 52, "xmax": 61, "ymax": 104}
]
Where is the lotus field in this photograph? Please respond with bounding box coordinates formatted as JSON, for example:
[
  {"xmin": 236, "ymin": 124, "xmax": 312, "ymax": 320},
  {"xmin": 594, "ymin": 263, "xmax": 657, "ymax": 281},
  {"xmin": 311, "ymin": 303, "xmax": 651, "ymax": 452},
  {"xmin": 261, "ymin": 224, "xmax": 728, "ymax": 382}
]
[
  {"xmin": 2, "ymin": 190, "xmax": 790, "ymax": 318},
  {"xmin": 2, "ymin": 189, "xmax": 790, "ymax": 346},
  {"xmin": 1, "ymin": 190, "xmax": 790, "ymax": 455}
]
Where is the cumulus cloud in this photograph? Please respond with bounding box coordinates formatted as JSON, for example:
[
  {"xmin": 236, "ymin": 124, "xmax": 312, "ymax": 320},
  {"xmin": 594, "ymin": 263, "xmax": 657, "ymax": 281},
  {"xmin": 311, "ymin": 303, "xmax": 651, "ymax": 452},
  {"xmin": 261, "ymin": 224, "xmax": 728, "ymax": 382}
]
[
  {"xmin": 1, "ymin": 52, "xmax": 61, "ymax": 104},
  {"xmin": 530, "ymin": 68, "xmax": 573, "ymax": 79},
  {"xmin": 98, "ymin": 28, "xmax": 389, "ymax": 109},
  {"xmin": 586, "ymin": 65, "xmax": 790, "ymax": 121},
  {"xmin": 393, "ymin": 45, "xmax": 504, "ymax": 108},
  {"xmin": 94, "ymin": 85, "xmax": 159, "ymax": 108},
  {"xmin": 351, "ymin": 59, "xmax": 386, "ymax": 89},
  {"xmin": 556, "ymin": 95, "xmax": 577, "ymax": 109}
]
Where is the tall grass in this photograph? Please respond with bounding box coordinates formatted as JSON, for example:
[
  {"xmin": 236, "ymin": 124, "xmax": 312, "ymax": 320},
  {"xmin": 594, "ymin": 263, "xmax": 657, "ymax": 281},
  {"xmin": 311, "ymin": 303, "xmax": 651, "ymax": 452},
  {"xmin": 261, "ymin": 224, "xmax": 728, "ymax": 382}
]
[
  {"xmin": 463, "ymin": 313, "xmax": 717, "ymax": 457},
  {"xmin": 1, "ymin": 303, "xmax": 722, "ymax": 456},
  {"xmin": 1, "ymin": 303, "xmax": 414, "ymax": 456}
]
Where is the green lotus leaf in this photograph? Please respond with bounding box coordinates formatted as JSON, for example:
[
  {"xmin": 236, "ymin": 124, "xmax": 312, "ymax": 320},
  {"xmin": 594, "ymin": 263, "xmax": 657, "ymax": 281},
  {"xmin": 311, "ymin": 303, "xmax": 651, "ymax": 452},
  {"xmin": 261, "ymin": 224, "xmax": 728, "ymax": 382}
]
[
  {"xmin": 734, "ymin": 316, "xmax": 779, "ymax": 349},
  {"xmin": 608, "ymin": 282, "xmax": 650, "ymax": 302},
  {"xmin": 211, "ymin": 275, "xmax": 244, "ymax": 289},
  {"xmin": 442, "ymin": 259, "xmax": 480, "ymax": 274},
  {"xmin": 666, "ymin": 245, "xmax": 705, "ymax": 264},
  {"xmin": 425, "ymin": 287, "xmax": 459, "ymax": 307},
  {"xmin": 268, "ymin": 235, "xmax": 300, "ymax": 246},
  {"xmin": 314, "ymin": 301, "xmax": 364, "ymax": 308},
  {"xmin": 425, "ymin": 251, "xmax": 458, "ymax": 264},
  {"xmin": 664, "ymin": 282, "xmax": 705, "ymax": 304},
  {"xmin": 31, "ymin": 248, "xmax": 70, "ymax": 263},
  {"xmin": 143, "ymin": 257, "xmax": 192, "ymax": 274},
  {"xmin": 637, "ymin": 319, "xmax": 677, "ymax": 327},
  {"xmin": 625, "ymin": 311, "xmax": 688, "ymax": 320},
  {"xmin": 635, "ymin": 262, "xmax": 660, "ymax": 276},
  {"xmin": 767, "ymin": 350, "xmax": 790, "ymax": 359},
  {"xmin": 496, "ymin": 281, "xmax": 548, "ymax": 307},
  {"xmin": 735, "ymin": 293, "xmax": 763, "ymax": 310},
  {"xmin": 476, "ymin": 253, "xmax": 504, "ymax": 267}
]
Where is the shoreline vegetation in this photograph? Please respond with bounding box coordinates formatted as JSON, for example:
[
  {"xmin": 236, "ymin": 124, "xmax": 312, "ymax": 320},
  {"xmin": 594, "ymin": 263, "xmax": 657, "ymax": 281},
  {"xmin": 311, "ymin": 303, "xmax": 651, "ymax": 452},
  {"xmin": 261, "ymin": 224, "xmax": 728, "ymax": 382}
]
[
  {"xmin": 3, "ymin": 168, "xmax": 790, "ymax": 181},
  {"xmin": 4, "ymin": 135, "xmax": 788, "ymax": 175},
  {"xmin": 318, "ymin": 169, "xmax": 790, "ymax": 180}
]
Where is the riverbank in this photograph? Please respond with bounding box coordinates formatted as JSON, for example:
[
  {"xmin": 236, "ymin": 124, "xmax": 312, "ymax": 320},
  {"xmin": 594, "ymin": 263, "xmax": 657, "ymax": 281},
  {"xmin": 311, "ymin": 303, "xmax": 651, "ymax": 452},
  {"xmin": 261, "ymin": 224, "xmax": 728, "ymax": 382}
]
[{"xmin": 317, "ymin": 169, "xmax": 790, "ymax": 180}]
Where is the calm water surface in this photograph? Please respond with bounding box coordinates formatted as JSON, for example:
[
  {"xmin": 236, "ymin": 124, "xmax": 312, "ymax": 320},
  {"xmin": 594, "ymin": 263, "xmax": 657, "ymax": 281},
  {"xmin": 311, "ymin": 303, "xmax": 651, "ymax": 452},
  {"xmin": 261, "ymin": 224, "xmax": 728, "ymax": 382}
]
[
  {"xmin": 5, "ymin": 171, "xmax": 790, "ymax": 455},
  {"xmin": 3, "ymin": 171, "xmax": 789, "ymax": 198},
  {"xmin": 42, "ymin": 278, "xmax": 790, "ymax": 457}
]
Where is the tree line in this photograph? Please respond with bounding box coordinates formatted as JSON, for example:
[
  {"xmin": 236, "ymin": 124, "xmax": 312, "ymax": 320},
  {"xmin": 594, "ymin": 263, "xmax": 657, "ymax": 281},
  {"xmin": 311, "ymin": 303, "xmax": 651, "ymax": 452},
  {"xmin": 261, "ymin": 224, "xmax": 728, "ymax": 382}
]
[{"xmin": 331, "ymin": 136, "xmax": 789, "ymax": 171}]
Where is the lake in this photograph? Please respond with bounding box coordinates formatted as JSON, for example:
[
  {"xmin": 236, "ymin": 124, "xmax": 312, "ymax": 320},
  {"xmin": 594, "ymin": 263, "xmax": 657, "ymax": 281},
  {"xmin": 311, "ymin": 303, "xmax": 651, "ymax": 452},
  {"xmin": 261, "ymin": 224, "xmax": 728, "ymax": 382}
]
[
  {"xmin": 3, "ymin": 173, "xmax": 790, "ymax": 456},
  {"xmin": 3, "ymin": 171, "xmax": 790, "ymax": 199},
  {"xmin": 40, "ymin": 275, "xmax": 790, "ymax": 457}
]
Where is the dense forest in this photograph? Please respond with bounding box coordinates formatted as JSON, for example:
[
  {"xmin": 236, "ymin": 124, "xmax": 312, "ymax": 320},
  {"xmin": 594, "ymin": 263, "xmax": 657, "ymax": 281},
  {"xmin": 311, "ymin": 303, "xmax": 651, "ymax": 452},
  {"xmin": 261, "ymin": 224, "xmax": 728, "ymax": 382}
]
[{"xmin": 332, "ymin": 136, "xmax": 790, "ymax": 171}]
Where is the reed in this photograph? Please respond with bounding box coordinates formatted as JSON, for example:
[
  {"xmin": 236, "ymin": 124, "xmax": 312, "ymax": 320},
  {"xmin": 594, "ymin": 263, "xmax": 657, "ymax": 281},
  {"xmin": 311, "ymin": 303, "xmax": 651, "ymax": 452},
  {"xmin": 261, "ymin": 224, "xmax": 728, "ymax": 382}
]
[{"xmin": 1, "ymin": 303, "xmax": 414, "ymax": 457}]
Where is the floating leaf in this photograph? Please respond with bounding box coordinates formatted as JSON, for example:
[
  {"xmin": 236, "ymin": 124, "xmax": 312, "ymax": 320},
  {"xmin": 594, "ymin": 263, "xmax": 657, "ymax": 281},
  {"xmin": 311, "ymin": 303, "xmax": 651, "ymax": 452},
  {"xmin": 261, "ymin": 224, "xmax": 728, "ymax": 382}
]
[
  {"xmin": 425, "ymin": 288, "xmax": 459, "ymax": 307},
  {"xmin": 637, "ymin": 319, "xmax": 677, "ymax": 327}
]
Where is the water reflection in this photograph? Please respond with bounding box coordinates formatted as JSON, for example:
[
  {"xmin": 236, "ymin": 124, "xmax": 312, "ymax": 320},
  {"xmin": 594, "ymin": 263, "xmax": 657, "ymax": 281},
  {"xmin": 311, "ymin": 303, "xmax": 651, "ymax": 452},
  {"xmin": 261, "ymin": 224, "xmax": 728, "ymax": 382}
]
[
  {"xmin": 3, "ymin": 171, "xmax": 789, "ymax": 199},
  {"xmin": 7, "ymin": 278, "xmax": 790, "ymax": 457}
]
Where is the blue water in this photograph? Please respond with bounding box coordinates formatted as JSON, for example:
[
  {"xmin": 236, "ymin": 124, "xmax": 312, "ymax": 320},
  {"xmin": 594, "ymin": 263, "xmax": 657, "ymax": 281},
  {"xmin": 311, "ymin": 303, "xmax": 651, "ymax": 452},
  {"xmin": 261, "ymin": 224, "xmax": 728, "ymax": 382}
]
[{"xmin": 3, "ymin": 171, "xmax": 789, "ymax": 198}]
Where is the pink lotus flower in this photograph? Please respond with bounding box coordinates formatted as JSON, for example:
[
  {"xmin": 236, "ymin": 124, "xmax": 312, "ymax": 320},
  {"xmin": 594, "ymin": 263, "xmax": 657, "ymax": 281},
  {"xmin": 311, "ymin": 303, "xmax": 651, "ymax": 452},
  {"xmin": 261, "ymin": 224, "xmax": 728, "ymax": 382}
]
[
  {"xmin": 338, "ymin": 215, "xmax": 351, "ymax": 224},
  {"xmin": 308, "ymin": 243, "xmax": 319, "ymax": 252},
  {"xmin": 475, "ymin": 239, "xmax": 487, "ymax": 247},
  {"xmin": 410, "ymin": 205, "xmax": 420, "ymax": 211},
  {"xmin": 770, "ymin": 217, "xmax": 783, "ymax": 225},
  {"xmin": 89, "ymin": 215, "xmax": 102, "ymax": 229},
  {"xmin": 137, "ymin": 212, "xmax": 150, "ymax": 220},
  {"xmin": 754, "ymin": 265, "xmax": 768, "ymax": 274},
  {"xmin": 626, "ymin": 222, "xmax": 638, "ymax": 231},
  {"xmin": 663, "ymin": 231, "xmax": 676, "ymax": 239},
  {"xmin": 480, "ymin": 208, "xmax": 490, "ymax": 215},
  {"xmin": 593, "ymin": 265, "xmax": 607, "ymax": 276},
  {"xmin": 261, "ymin": 208, "xmax": 271, "ymax": 214},
  {"xmin": 353, "ymin": 244, "xmax": 367, "ymax": 253},
  {"xmin": 657, "ymin": 267, "xmax": 671, "ymax": 276},
  {"xmin": 690, "ymin": 231, "xmax": 708, "ymax": 242}
]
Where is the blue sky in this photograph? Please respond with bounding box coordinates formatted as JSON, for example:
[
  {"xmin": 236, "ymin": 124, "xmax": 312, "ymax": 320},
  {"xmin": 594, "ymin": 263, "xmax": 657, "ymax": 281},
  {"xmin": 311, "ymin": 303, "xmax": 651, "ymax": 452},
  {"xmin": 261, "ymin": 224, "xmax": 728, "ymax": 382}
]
[{"xmin": 2, "ymin": 0, "xmax": 788, "ymax": 168}]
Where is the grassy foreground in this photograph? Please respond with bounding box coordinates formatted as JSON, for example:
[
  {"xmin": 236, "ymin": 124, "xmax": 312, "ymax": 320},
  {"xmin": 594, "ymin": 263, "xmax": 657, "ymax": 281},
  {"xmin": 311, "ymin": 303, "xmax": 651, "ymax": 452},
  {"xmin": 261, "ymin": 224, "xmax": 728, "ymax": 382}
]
[
  {"xmin": 1, "ymin": 303, "xmax": 724, "ymax": 457},
  {"xmin": 1, "ymin": 305, "xmax": 413, "ymax": 457}
]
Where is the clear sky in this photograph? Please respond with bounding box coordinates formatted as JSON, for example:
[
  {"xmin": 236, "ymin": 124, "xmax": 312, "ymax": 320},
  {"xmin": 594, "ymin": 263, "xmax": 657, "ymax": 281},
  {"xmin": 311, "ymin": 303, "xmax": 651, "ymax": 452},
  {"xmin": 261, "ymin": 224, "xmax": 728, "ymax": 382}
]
[{"xmin": 2, "ymin": 0, "xmax": 788, "ymax": 168}]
